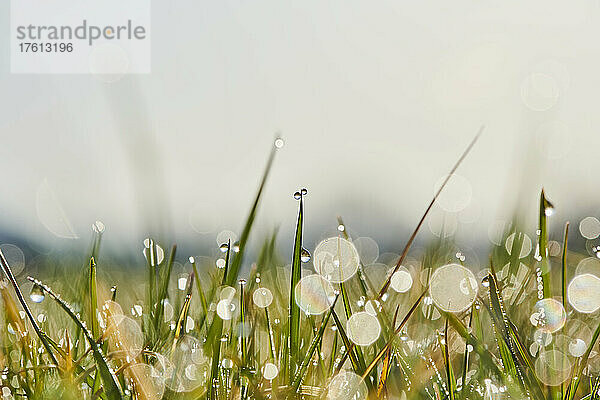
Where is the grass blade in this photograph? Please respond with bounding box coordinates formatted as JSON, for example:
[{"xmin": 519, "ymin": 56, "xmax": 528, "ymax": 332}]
[
  {"xmin": 0, "ymin": 249, "xmax": 59, "ymax": 368},
  {"xmin": 538, "ymin": 189, "xmax": 554, "ymax": 298},
  {"xmin": 288, "ymin": 294, "xmax": 339, "ymax": 397},
  {"xmin": 377, "ymin": 127, "xmax": 483, "ymax": 300},
  {"xmin": 27, "ymin": 277, "xmax": 123, "ymax": 400},
  {"xmin": 288, "ymin": 189, "xmax": 304, "ymax": 382},
  {"xmin": 225, "ymin": 138, "xmax": 279, "ymax": 286}
]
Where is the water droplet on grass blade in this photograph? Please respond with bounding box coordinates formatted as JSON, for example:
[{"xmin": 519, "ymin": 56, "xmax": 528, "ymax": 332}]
[
  {"xmin": 293, "ymin": 192, "xmax": 301, "ymax": 200},
  {"xmin": 300, "ymin": 248, "xmax": 311, "ymax": 263},
  {"xmin": 274, "ymin": 137, "xmax": 285, "ymax": 149},
  {"xmin": 29, "ymin": 284, "xmax": 45, "ymax": 303}
]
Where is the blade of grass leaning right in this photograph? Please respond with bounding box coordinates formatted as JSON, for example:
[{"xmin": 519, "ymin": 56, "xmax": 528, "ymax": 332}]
[
  {"xmin": 27, "ymin": 277, "xmax": 123, "ymax": 400},
  {"xmin": 377, "ymin": 127, "xmax": 483, "ymax": 300}
]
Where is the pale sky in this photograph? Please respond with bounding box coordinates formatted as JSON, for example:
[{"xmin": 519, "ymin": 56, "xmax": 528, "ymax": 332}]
[{"xmin": 0, "ymin": 1, "xmax": 598, "ymax": 258}]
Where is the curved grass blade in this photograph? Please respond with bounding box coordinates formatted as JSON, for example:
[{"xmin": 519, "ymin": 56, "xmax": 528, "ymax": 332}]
[
  {"xmin": 0, "ymin": 249, "xmax": 59, "ymax": 368},
  {"xmin": 377, "ymin": 127, "xmax": 483, "ymax": 300},
  {"xmin": 562, "ymin": 222, "xmax": 570, "ymax": 310},
  {"xmin": 27, "ymin": 277, "xmax": 123, "ymax": 400},
  {"xmin": 288, "ymin": 190, "xmax": 304, "ymax": 382}
]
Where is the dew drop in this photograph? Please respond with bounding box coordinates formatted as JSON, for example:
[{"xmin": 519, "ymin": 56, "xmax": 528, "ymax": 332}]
[
  {"xmin": 274, "ymin": 137, "xmax": 285, "ymax": 149},
  {"xmin": 219, "ymin": 243, "xmax": 229, "ymax": 253},
  {"xmin": 29, "ymin": 284, "xmax": 45, "ymax": 303},
  {"xmin": 300, "ymin": 248, "xmax": 311, "ymax": 263},
  {"xmin": 301, "ymin": 188, "xmax": 308, "ymax": 196},
  {"xmin": 293, "ymin": 192, "xmax": 301, "ymax": 200}
]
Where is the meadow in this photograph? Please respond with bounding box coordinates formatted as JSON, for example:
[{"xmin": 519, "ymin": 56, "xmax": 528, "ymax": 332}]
[{"xmin": 1, "ymin": 135, "xmax": 600, "ymax": 400}]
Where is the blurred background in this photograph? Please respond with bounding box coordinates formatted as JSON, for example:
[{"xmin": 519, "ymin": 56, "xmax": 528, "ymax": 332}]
[{"xmin": 0, "ymin": 1, "xmax": 598, "ymax": 265}]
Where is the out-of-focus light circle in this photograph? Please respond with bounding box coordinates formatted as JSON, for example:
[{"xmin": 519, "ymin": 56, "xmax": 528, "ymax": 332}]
[
  {"xmin": 347, "ymin": 312, "xmax": 381, "ymax": 346},
  {"xmin": 535, "ymin": 350, "xmax": 571, "ymax": 386},
  {"xmin": 216, "ymin": 230, "xmax": 237, "ymax": 246},
  {"xmin": 568, "ymin": 274, "xmax": 600, "ymax": 313},
  {"xmin": 326, "ymin": 371, "xmax": 368, "ymax": 400},
  {"xmin": 433, "ymin": 174, "xmax": 472, "ymax": 212},
  {"xmin": 216, "ymin": 299, "xmax": 235, "ymax": 320},
  {"xmin": 0, "ymin": 244, "xmax": 25, "ymax": 276},
  {"xmin": 575, "ymin": 257, "xmax": 600, "ymax": 278},
  {"xmin": 313, "ymin": 237, "xmax": 360, "ymax": 283},
  {"xmin": 353, "ymin": 237, "xmax": 379, "ymax": 265},
  {"xmin": 262, "ymin": 362, "xmax": 279, "ymax": 380},
  {"xmin": 429, "ymin": 263, "xmax": 478, "ymax": 313},
  {"xmin": 252, "ymin": 288, "xmax": 273, "ymax": 308},
  {"xmin": 531, "ymin": 298, "xmax": 566, "ymax": 333},
  {"xmin": 294, "ymin": 274, "xmax": 335, "ymax": 315},
  {"xmin": 521, "ymin": 73, "xmax": 559, "ymax": 111},
  {"xmin": 580, "ymin": 217, "xmax": 600, "ymax": 240},
  {"xmin": 390, "ymin": 269, "xmax": 413, "ymax": 293}
]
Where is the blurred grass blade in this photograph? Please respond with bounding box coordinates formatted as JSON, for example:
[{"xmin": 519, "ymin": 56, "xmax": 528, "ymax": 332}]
[
  {"xmin": 28, "ymin": 277, "xmax": 123, "ymax": 400},
  {"xmin": 377, "ymin": 127, "xmax": 482, "ymax": 300},
  {"xmin": 288, "ymin": 190, "xmax": 304, "ymax": 382},
  {"xmin": 225, "ymin": 138, "xmax": 279, "ymax": 286},
  {"xmin": 562, "ymin": 222, "xmax": 570, "ymax": 310},
  {"xmin": 154, "ymin": 244, "xmax": 176, "ymax": 334}
]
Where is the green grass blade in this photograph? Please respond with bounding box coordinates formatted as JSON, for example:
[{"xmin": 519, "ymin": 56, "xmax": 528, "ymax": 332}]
[
  {"xmin": 0, "ymin": 250, "xmax": 59, "ymax": 368},
  {"xmin": 27, "ymin": 277, "xmax": 123, "ymax": 400},
  {"xmin": 442, "ymin": 318, "xmax": 456, "ymax": 400},
  {"xmin": 562, "ymin": 222, "xmax": 570, "ymax": 310},
  {"xmin": 288, "ymin": 294, "xmax": 338, "ymax": 397},
  {"xmin": 538, "ymin": 189, "xmax": 554, "ymax": 298},
  {"xmin": 89, "ymin": 257, "xmax": 99, "ymax": 339},
  {"xmin": 288, "ymin": 190, "xmax": 304, "ymax": 382},
  {"xmin": 225, "ymin": 139, "xmax": 279, "ymax": 286},
  {"xmin": 154, "ymin": 244, "xmax": 176, "ymax": 334}
]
